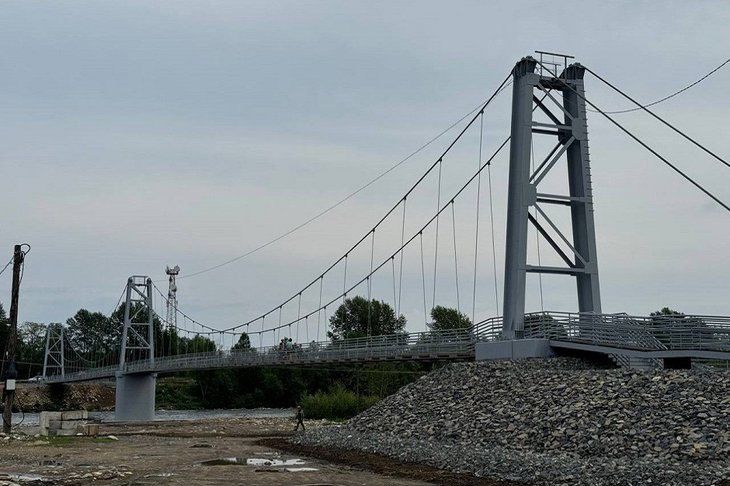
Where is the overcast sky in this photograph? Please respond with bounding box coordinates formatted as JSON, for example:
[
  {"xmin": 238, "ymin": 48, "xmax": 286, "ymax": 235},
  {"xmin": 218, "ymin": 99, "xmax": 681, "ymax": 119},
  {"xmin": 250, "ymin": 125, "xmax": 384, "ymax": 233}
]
[{"xmin": 1, "ymin": 1, "xmax": 728, "ymax": 340}]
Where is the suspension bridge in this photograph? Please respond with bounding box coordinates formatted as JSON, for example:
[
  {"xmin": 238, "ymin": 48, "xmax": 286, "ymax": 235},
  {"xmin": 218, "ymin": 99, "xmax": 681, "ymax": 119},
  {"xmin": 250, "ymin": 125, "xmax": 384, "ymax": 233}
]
[{"xmin": 40, "ymin": 53, "xmax": 730, "ymax": 421}]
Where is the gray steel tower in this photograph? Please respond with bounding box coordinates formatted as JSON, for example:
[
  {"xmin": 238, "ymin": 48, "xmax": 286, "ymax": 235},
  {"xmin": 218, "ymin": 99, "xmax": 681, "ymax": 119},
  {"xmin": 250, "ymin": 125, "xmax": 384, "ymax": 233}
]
[
  {"xmin": 166, "ymin": 265, "xmax": 180, "ymax": 331},
  {"xmin": 502, "ymin": 54, "xmax": 601, "ymax": 338}
]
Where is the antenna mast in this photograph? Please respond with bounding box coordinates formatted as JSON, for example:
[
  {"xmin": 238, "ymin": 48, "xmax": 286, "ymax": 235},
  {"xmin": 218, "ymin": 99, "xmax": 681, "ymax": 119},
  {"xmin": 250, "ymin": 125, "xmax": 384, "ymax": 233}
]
[{"xmin": 165, "ymin": 265, "xmax": 180, "ymax": 331}]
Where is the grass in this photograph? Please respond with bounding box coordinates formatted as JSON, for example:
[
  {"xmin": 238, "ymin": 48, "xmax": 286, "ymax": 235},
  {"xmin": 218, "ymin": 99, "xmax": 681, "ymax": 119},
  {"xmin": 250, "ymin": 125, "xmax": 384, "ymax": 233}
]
[
  {"xmin": 46, "ymin": 436, "xmax": 74, "ymax": 446},
  {"xmin": 300, "ymin": 385, "xmax": 380, "ymax": 420},
  {"xmin": 92, "ymin": 437, "xmax": 117, "ymax": 443}
]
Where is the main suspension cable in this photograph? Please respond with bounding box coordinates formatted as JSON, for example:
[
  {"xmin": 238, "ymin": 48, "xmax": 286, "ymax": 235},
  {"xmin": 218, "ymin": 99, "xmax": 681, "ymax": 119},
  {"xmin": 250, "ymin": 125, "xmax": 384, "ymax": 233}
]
[
  {"xmin": 229, "ymin": 137, "xmax": 511, "ymax": 336},
  {"xmin": 535, "ymin": 60, "xmax": 730, "ymax": 214},
  {"xmin": 138, "ymin": 74, "xmax": 516, "ymax": 338},
  {"xmin": 586, "ymin": 65, "xmax": 730, "ymax": 170},
  {"xmin": 217, "ymin": 72, "xmax": 513, "ymax": 334},
  {"xmin": 177, "ymin": 77, "xmax": 513, "ymax": 281}
]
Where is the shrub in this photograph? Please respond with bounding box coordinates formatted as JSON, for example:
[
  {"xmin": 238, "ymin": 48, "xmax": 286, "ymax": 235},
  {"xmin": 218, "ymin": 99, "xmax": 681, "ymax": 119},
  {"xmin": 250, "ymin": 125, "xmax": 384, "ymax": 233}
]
[{"xmin": 300, "ymin": 385, "xmax": 380, "ymax": 420}]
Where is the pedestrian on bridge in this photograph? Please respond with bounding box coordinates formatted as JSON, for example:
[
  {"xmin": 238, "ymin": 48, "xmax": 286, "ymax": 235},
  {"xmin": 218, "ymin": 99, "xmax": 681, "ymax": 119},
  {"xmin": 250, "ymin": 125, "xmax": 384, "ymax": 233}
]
[{"xmin": 294, "ymin": 405, "xmax": 305, "ymax": 432}]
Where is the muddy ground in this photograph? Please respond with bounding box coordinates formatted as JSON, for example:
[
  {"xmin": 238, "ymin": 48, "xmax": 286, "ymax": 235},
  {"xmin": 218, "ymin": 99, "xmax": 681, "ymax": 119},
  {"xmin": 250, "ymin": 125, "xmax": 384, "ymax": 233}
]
[{"xmin": 0, "ymin": 417, "xmax": 515, "ymax": 486}]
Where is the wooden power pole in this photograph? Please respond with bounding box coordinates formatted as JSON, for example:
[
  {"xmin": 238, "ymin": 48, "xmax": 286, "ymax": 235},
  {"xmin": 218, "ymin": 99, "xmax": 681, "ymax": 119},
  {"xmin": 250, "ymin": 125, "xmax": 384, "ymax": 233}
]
[{"xmin": 2, "ymin": 245, "xmax": 24, "ymax": 434}]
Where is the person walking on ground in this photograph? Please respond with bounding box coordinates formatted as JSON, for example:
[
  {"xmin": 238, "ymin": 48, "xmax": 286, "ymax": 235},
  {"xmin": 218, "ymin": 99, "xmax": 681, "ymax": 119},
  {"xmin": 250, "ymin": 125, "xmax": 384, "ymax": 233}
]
[{"xmin": 294, "ymin": 405, "xmax": 305, "ymax": 432}]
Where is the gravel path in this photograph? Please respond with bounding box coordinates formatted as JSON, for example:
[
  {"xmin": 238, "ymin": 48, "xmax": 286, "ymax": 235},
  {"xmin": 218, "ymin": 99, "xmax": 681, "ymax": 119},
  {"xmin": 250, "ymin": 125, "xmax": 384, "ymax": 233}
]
[{"xmin": 293, "ymin": 358, "xmax": 730, "ymax": 485}]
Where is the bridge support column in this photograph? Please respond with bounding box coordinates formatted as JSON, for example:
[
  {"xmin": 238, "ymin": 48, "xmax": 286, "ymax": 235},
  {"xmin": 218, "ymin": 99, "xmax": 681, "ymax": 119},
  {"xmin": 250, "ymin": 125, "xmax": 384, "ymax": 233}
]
[
  {"xmin": 502, "ymin": 55, "xmax": 602, "ymax": 338},
  {"xmin": 114, "ymin": 373, "xmax": 156, "ymax": 422}
]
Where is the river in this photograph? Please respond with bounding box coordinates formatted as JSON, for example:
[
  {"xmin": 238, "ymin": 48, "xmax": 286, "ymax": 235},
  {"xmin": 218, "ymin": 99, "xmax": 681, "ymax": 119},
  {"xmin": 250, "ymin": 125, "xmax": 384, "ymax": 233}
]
[{"xmin": 12, "ymin": 408, "xmax": 294, "ymax": 426}]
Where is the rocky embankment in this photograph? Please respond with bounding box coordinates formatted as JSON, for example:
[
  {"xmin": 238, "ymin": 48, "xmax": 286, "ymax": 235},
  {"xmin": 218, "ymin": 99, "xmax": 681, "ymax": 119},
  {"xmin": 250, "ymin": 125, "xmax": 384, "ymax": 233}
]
[
  {"xmin": 14, "ymin": 383, "xmax": 115, "ymax": 412},
  {"xmin": 293, "ymin": 358, "xmax": 730, "ymax": 486}
]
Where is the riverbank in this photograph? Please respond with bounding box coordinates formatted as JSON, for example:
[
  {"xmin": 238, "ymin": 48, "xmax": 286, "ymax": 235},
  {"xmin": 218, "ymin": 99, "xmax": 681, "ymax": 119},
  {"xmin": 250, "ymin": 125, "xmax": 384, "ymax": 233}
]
[
  {"xmin": 1, "ymin": 416, "xmax": 497, "ymax": 485},
  {"xmin": 14, "ymin": 383, "xmax": 115, "ymax": 412}
]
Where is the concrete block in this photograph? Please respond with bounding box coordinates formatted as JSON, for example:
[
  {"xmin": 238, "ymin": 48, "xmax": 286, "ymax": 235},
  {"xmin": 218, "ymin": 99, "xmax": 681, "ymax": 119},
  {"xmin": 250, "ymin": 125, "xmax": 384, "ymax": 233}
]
[
  {"xmin": 61, "ymin": 420, "xmax": 85, "ymax": 430},
  {"xmin": 61, "ymin": 410, "xmax": 88, "ymax": 421},
  {"xmin": 76, "ymin": 424, "xmax": 99, "ymax": 436},
  {"xmin": 39, "ymin": 412, "xmax": 62, "ymax": 430},
  {"xmin": 52, "ymin": 429, "xmax": 79, "ymax": 437},
  {"xmin": 48, "ymin": 420, "xmax": 62, "ymax": 430}
]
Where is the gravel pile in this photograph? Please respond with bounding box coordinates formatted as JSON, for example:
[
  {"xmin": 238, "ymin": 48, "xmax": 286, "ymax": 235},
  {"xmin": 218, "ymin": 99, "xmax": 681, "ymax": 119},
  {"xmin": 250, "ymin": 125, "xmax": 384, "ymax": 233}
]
[{"xmin": 293, "ymin": 358, "xmax": 730, "ymax": 485}]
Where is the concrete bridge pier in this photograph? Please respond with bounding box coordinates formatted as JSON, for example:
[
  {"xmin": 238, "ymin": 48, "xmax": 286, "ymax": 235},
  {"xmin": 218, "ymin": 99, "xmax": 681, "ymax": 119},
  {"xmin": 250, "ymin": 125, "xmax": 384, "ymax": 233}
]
[{"xmin": 115, "ymin": 373, "xmax": 156, "ymax": 421}]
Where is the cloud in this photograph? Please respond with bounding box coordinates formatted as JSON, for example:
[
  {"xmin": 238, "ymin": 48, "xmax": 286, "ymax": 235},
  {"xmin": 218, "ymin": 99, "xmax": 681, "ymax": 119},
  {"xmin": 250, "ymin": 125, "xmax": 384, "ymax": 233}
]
[{"xmin": 1, "ymin": 0, "xmax": 728, "ymax": 330}]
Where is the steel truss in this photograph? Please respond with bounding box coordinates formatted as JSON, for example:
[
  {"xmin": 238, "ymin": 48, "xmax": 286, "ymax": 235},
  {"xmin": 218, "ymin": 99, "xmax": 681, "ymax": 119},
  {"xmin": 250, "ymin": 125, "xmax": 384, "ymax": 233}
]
[{"xmin": 503, "ymin": 56, "xmax": 602, "ymax": 338}]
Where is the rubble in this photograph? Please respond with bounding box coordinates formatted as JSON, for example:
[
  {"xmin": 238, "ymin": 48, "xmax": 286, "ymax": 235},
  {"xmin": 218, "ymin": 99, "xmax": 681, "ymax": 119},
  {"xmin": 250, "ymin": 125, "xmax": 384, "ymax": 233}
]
[{"xmin": 294, "ymin": 358, "xmax": 730, "ymax": 485}]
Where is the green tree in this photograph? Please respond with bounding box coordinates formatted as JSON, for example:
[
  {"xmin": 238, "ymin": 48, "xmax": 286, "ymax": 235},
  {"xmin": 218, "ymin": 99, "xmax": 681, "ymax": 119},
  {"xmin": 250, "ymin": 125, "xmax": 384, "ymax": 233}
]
[
  {"xmin": 195, "ymin": 370, "xmax": 237, "ymax": 407},
  {"xmin": 430, "ymin": 306, "xmax": 472, "ymax": 331},
  {"xmin": 523, "ymin": 312, "xmax": 568, "ymax": 339},
  {"xmin": 231, "ymin": 333, "xmax": 252, "ymax": 351},
  {"xmin": 0, "ymin": 303, "xmax": 8, "ymax": 362},
  {"xmin": 66, "ymin": 309, "xmax": 119, "ymax": 360},
  {"xmin": 328, "ymin": 296, "xmax": 406, "ymax": 341},
  {"xmin": 650, "ymin": 307, "xmax": 684, "ymax": 318},
  {"xmin": 186, "ymin": 334, "xmax": 217, "ymax": 353},
  {"xmin": 648, "ymin": 307, "xmax": 707, "ymax": 346},
  {"xmin": 18, "ymin": 321, "xmax": 47, "ymax": 378}
]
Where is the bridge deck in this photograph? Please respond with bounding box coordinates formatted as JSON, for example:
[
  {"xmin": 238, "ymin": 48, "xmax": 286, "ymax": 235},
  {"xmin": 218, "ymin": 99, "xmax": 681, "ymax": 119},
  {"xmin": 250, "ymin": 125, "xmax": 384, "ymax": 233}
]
[{"xmin": 45, "ymin": 312, "xmax": 730, "ymax": 383}]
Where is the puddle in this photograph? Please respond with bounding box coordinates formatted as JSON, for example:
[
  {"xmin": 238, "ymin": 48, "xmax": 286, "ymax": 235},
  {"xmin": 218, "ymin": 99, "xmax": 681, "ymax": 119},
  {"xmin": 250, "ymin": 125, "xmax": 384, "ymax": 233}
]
[
  {"xmin": 144, "ymin": 472, "xmax": 176, "ymax": 478},
  {"xmin": 0, "ymin": 473, "xmax": 49, "ymax": 483},
  {"xmin": 201, "ymin": 457, "xmax": 241, "ymax": 466},
  {"xmin": 201, "ymin": 457, "xmax": 316, "ymax": 471},
  {"xmin": 247, "ymin": 458, "xmax": 305, "ymax": 466}
]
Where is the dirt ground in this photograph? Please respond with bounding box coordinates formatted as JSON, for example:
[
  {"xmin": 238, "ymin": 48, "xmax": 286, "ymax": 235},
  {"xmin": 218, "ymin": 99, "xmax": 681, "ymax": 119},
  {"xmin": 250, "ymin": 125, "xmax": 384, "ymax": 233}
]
[{"xmin": 0, "ymin": 417, "xmax": 516, "ymax": 486}]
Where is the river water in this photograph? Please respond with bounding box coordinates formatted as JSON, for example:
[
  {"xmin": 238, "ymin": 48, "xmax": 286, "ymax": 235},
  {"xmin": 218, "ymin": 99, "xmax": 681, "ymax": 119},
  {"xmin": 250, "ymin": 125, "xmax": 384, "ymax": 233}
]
[{"xmin": 12, "ymin": 408, "xmax": 294, "ymax": 426}]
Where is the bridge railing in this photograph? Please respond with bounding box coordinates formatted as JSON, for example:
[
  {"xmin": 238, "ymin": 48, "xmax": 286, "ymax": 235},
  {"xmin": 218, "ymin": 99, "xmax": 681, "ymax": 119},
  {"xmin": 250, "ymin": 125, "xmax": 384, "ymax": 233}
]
[
  {"xmin": 523, "ymin": 311, "xmax": 730, "ymax": 352},
  {"xmin": 472, "ymin": 316, "xmax": 504, "ymax": 340},
  {"xmin": 50, "ymin": 327, "xmax": 483, "ymax": 381},
  {"xmin": 129, "ymin": 328, "xmax": 478, "ymax": 374},
  {"xmin": 48, "ymin": 311, "xmax": 730, "ymax": 382}
]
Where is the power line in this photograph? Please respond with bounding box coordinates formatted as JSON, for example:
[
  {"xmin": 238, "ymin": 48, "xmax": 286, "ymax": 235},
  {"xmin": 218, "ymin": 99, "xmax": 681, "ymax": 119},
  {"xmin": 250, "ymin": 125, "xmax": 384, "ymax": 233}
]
[
  {"xmin": 176, "ymin": 80, "xmax": 513, "ymax": 281},
  {"xmin": 586, "ymin": 65, "xmax": 730, "ymax": 171},
  {"xmin": 587, "ymin": 58, "xmax": 730, "ymax": 114},
  {"xmin": 0, "ymin": 257, "xmax": 12, "ymax": 278},
  {"xmin": 536, "ymin": 60, "xmax": 730, "ymax": 214},
  {"xmin": 160, "ymin": 134, "xmax": 509, "ymax": 339}
]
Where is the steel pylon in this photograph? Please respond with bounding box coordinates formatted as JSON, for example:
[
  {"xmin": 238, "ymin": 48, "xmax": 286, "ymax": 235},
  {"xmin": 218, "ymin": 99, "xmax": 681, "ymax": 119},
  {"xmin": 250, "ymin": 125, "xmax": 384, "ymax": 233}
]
[
  {"xmin": 119, "ymin": 276, "xmax": 155, "ymax": 368},
  {"xmin": 502, "ymin": 55, "xmax": 602, "ymax": 338}
]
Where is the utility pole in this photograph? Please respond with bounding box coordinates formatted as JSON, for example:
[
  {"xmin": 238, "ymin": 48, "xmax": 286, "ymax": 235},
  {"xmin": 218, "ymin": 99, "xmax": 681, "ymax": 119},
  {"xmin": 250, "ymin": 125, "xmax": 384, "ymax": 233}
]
[{"xmin": 2, "ymin": 245, "xmax": 25, "ymax": 434}]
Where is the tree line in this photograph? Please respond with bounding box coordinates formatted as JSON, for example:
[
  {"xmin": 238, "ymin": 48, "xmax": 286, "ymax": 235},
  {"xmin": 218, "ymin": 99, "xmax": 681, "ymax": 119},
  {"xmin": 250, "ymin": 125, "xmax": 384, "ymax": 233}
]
[
  {"xmin": 0, "ymin": 296, "xmax": 474, "ymax": 408},
  {"xmin": 0, "ymin": 298, "xmax": 692, "ymax": 410}
]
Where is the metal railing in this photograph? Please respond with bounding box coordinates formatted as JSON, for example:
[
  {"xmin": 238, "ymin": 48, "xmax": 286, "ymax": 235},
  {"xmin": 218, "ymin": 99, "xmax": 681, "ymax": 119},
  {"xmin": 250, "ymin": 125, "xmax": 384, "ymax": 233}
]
[
  {"xmin": 46, "ymin": 311, "xmax": 730, "ymax": 383},
  {"xmin": 523, "ymin": 311, "xmax": 730, "ymax": 352},
  {"xmin": 48, "ymin": 327, "xmax": 483, "ymax": 383}
]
